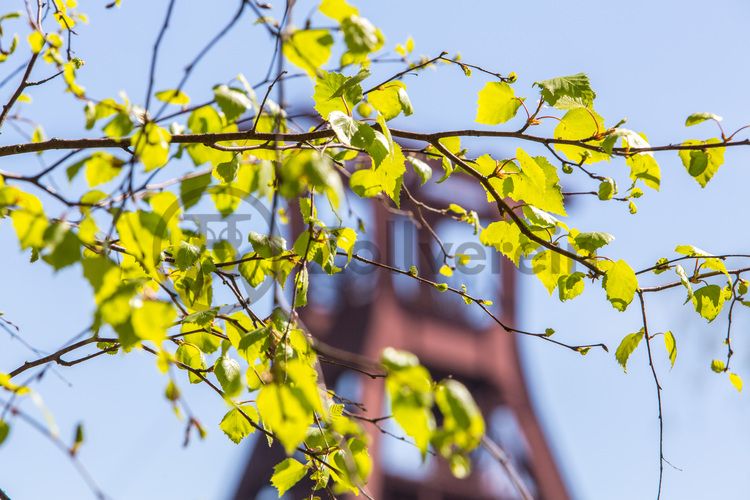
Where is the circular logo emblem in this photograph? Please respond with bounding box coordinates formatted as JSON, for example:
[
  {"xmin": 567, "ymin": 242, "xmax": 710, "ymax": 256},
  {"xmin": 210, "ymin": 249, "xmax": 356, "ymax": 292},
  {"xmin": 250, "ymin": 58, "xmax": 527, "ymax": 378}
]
[{"xmin": 154, "ymin": 183, "xmax": 280, "ymax": 312}]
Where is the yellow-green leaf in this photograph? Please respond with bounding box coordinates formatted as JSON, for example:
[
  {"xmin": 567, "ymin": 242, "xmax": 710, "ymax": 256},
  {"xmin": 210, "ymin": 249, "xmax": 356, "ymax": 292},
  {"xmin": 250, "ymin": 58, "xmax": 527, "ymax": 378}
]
[
  {"xmin": 313, "ymin": 71, "xmax": 363, "ymax": 120},
  {"xmin": 615, "ymin": 331, "xmax": 643, "ymax": 372},
  {"xmin": 663, "ymin": 331, "xmax": 677, "ymax": 368},
  {"xmin": 480, "ymin": 220, "xmax": 522, "ymax": 266},
  {"xmin": 691, "ymin": 285, "xmax": 726, "ymax": 322},
  {"xmin": 319, "ymin": 0, "xmax": 358, "ymax": 21},
  {"xmin": 155, "ymin": 89, "xmax": 190, "ymax": 106},
  {"xmin": 532, "ymin": 249, "xmax": 572, "ymax": 294},
  {"xmin": 512, "ymin": 148, "xmax": 566, "ymax": 215},
  {"xmin": 558, "ymin": 272, "xmax": 585, "ymax": 302},
  {"xmin": 27, "ymin": 31, "xmax": 44, "ymax": 53},
  {"xmin": 678, "ymin": 139, "xmax": 725, "ymax": 187},
  {"xmin": 602, "ymin": 259, "xmax": 638, "ymax": 312},
  {"xmin": 219, "ymin": 406, "xmax": 258, "ymax": 444},
  {"xmin": 132, "ymin": 123, "xmax": 171, "ymax": 171},
  {"xmin": 554, "ymin": 107, "xmax": 609, "ymax": 164},
  {"xmin": 132, "ymin": 300, "xmax": 175, "ymax": 342},
  {"xmin": 475, "ymin": 82, "xmax": 521, "ymax": 125},
  {"xmin": 685, "ymin": 112, "xmax": 722, "ymax": 127},
  {"xmin": 214, "ymin": 355, "xmax": 243, "ymax": 398},
  {"xmin": 175, "ymin": 343, "xmax": 205, "ymax": 383},
  {"xmin": 282, "ymin": 29, "xmax": 334, "ymax": 77},
  {"xmin": 257, "ymin": 382, "xmax": 314, "ymax": 455},
  {"xmin": 368, "ymin": 81, "xmax": 412, "ymax": 120},
  {"xmin": 729, "ymin": 373, "xmax": 743, "ymax": 392},
  {"xmin": 271, "ymin": 458, "xmax": 309, "ymax": 497},
  {"xmin": 626, "ymin": 153, "xmax": 661, "ymax": 191},
  {"xmin": 84, "ymin": 152, "xmax": 124, "ymax": 187}
]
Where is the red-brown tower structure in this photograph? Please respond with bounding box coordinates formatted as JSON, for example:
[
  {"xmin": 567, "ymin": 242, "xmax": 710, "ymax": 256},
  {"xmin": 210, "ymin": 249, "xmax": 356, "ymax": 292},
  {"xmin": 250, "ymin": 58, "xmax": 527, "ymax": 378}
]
[{"xmin": 233, "ymin": 169, "xmax": 569, "ymax": 500}]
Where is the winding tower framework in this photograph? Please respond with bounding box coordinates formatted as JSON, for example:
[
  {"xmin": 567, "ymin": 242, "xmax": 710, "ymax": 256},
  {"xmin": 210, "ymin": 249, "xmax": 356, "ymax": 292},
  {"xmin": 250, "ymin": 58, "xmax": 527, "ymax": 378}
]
[{"xmin": 233, "ymin": 169, "xmax": 569, "ymax": 500}]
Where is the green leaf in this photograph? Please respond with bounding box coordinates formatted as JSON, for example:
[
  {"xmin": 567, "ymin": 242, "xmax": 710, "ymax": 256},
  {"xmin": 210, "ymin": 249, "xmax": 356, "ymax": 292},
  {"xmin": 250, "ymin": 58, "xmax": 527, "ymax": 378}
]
[
  {"xmin": 387, "ymin": 368, "xmax": 434, "ymax": 457},
  {"xmin": 319, "ymin": 0, "xmax": 358, "ymax": 20},
  {"xmin": 42, "ymin": 223, "xmax": 81, "ymax": 271},
  {"xmin": 663, "ymin": 331, "xmax": 677, "ymax": 368},
  {"xmin": 132, "ymin": 301, "xmax": 176, "ymax": 342},
  {"xmin": 685, "ymin": 112, "xmax": 722, "ymax": 127},
  {"xmin": 155, "ymin": 89, "xmax": 190, "ymax": 106},
  {"xmin": 532, "ymin": 249, "xmax": 572, "ymax": 294},
  {"xmin": 512, "ymin": 149, "xmax": 566, "ymax": 215},
  {"xmin": 132, "ymin": 123, "xmax": 171, "ymax": 171},
  {"xmin": 219, "ymin": 406, "xmax": 258, "ymax": 444},
  {"xmin": 523, "ymin": 205, "xmax": 559, "ymax": 229},
  {"xmin": 84, "ymin": 152, "xmax": 124, "ymax": 187},
  {"xmin": 84, "ymin": 98, "xmax": 118, "ymax": 130},
  {"xmin": 27, "ymin": 30, "xmax": 44, "ymax": 53},
  {"xmin": 175, "ymin": 343, "xmax": 205, "ymax": 384},
  {"xmin": 434, "ymin": 136, "xmax": 461, "ymax": 182},
  {"xmin": 72, "ymin": 423, "xmax": 84, "ymax": 455},
  {"xmin": 573, "ymin": 232, "xmax": 614, "ymax": 255},
  {"xmin": 174, "ymin": 241, "xmax": 200, "ymax": 270},
  {"xmin": 381, "ymin": 347, "xmax": 420, "ymax": 370},
  {"xmin": 434, "ymin": 379, "xmax": 484, "ymax": 451},
  {"xmin": 675, "ymin": 244, "xmax": 711, "ymax": 257},
  {"xmin": 615, "ymin": 330, "xmax": 643, "ymax": 372},
  {"xmin": 382, "ymin": 348, "xmax": 434, "ymax": 457},
  {"xmin": 282, "ymin": 29, "xmax": 334, "ymax": 77},
  {"xmin": 209, "ymin": 185, "xmax": 240, "ymax": 217},
  {"xmin": 31, "ymin": 125, "xmax": 45, "ymax": 144},
  {"xmin": 406, "ymin": 156, "xmax": 432, "ymax": 185},
  {"xmin": 674, "ymin": 264, "xmax": 694, "ymax": 299},
  {"xmin": 692, "ymin": 285, "xmax": 726, "ymax": 322},
  {"xmin": 598, "ymin": 177, "xmax": 616, "ymax": 200},
  {"xmin": 102, "ymin": 112, "xmax": 133, "ymax": 140},
  {"xmin": 257, "ymin": 381, "xmax": 314, "ymax": 455},
  {"xmin": 181, "ymin": 324, "xmax": 221, "ymax": 355},
  {"xmin": 341, "ymin": 15, "xmax": 384, "ymax": 60},
  {"xmin": 534, "ymin": 73, "xmax": 596, "ymax": 109},
  {"xmin": 215, "ymin": 157, "xmax": 239, "ymax": 183},
  {"xmin": 729, "ymin": 373, "xmax": 743, "ymax": 392},
  {"xmin": 180, "ymin": 172, "xmax": 211, "ymax": 210},
  {"xmin": 294, "ymin": 266, "xmax": 309, "ymax": 308},
  {"xmin": 375, "ymin": 142, "xmax": 406, "ymax": 206},
  {"xmin": 213, "ymin": 84, "xmax": 253, "ymax": 122},
  {"xmin": 558, "ymin": 272, "xmax": 585, "ymax": 301},
  {"xmin": 675, "ymin": 245, "xmax": 728, "ymax": 279},
  {"xmin": 554, "ymin": 108, "xmax": 609, "ymax": 164},
  {"xmin": 475, "ymin": 82, "xmax": 521, "ymax": 125},
  {"xmin": 328, "ymin": 110, "xmax": 360, "ymax": 144},
  {"xmin": 8, "ymin": 191, "xmax": 48, "ymax": 250},
  {"xmin": 626, "ymin": 153, "xmax": 661, "ymax": 191},
  {"xmin": 249, "ymin": 232, "xmax": 287, "ymax": 258},
  {"xmin": 678, "ymin": 139, "xmax": 725, "ymax": 187},
  {"xmin": 313, "ymin": 71, "xmax": 363, "ymax": 120},
  {"xmin": 214, "ymin": 355, "xmax": 243, "ymax": 398},
  {"xmin": 479, "ymin": 220, "xmax": 522, "ymax": 266},
  {"xmin": 350, "ymin": 168, "xmax": 381, "ymax": 198},
  {"xmin": 368, "ymin": 81, "xmax": 412, "ymax": 120},
  {"xmin": 271, "ymin": 458, "xmax": 309, "ymax": 497},
  {"xmin": 279, "ymin": 149, "xmax": 344, "ymax": 209},
  {"xmin": 0, "ymin": 420, "xmax": 9, "ymax": 446},
  {"xmin": 185, "ymin": 106, "xmax": 234, "ymax": 167},
  {"xmin": 331, "ymin": 68, "xmax": 370, "ymax": 99},
  {"xmin": 602, "ymin": 260, "xmax": 638, "ymax": 312}
]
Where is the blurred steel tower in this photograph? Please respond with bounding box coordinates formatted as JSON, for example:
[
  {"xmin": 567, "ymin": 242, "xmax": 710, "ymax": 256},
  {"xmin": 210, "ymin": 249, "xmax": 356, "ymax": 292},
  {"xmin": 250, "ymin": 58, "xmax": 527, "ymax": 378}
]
[{"xmin": 233, "ymin": 168, "xmax": 569, "ymax": 500}]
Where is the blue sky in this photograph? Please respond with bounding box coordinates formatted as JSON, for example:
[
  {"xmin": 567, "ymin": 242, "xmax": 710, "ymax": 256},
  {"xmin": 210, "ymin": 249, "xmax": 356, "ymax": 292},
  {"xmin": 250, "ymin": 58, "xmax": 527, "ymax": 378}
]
[{"xmin": 2, "ymin": 1, "xmax": 750, "ymax": 499}]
